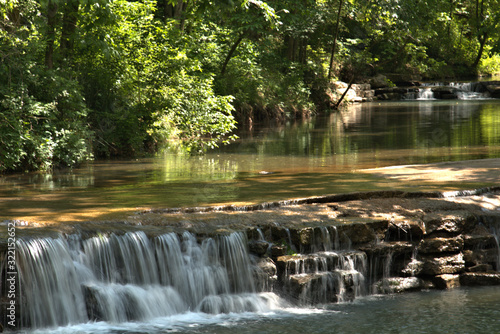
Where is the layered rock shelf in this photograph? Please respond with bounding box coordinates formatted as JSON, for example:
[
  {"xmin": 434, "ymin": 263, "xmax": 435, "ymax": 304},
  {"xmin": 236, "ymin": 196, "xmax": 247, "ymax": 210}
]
[
  {"xmin": 332, "ymin": 77, "xmax": 500, "ymax": 102},
  {"xmin": 2, "ymin": 188, "xmax": 500, "ymax": 329}
]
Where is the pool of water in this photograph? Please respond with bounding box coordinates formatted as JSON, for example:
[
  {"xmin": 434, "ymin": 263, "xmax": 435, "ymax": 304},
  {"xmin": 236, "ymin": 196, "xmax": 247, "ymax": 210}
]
[
  {"xmin": 30, "ymin": 286, "xmax": 500, "ymax": 334},
  {"xmin": 1, "ymin": 99, "xmax": 500, "ymax": 223}
]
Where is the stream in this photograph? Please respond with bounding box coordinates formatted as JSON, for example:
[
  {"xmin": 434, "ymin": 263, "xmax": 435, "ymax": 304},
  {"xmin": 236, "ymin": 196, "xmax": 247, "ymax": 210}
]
[
  {"xmin": 2, "ymin": 99, "xmax": 500, "ymax": 223},
  {"xmin": 2, "ymin": 90, "xmax": 500, "ymax": 333}
]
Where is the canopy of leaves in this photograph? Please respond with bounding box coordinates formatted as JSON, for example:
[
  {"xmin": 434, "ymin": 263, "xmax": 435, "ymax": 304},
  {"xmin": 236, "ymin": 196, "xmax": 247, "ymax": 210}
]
[{"xmin": 1, "ymin": 0, "xmax": 499, "ymax": 172}]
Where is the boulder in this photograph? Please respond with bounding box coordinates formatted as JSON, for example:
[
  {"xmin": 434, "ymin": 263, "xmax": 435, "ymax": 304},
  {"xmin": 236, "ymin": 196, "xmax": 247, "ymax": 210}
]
[
  {"xmin": 422, "ymin": 212, "xmax": 476, "ymax": 235},
  {"xmin": 431, "ymin": 87, "xmax": 459, "ymax": 99},
  {"xmin": 418, "ymin": 236, "xmax": 464, "ymax": 254},
  {"xmin": 276, "ymin": 253, "xmax": 340, "ymax": 277},
  {"xmin": 337, "ymin": 222, "xmax": 379, "ymax": 245},
  {"xmin": 462, "ymin": 225, "xmax": 497, "ymax": 249},
  {"xmin": 402, "ymin": 258, "xmax": 424, "ymax": 276},
  {"xmin": 361, "ymin": 240, "xmax": 414, "ymax": 253},
  {"xmin": 270, "ymin": 245, "xmax": 286, "ymax": 258},
  {"xmin": 468, "ymin": 264, "xmax": 493, "ymax": 272},
  {"xmin": 374, "ymin": 277, "xmax": 425, "ymax": 294},
  {"xmin": 420, "ymin": 253, "xmax": 465, "ymax": 275},
  {"xmin": 462, "ymin": 248, "xmax": 499, "ymax": 268},
  {"xmin": 433, "ymin": 274, "xmax": 460, "ymax": 289},
  {"xmin": 460, "ymin": 272, "xmax": 500, "ymax": 286},
  {"xmin": 370, "ymin": 74, "xmax": 390, "ymax": 89},
  {"xmin": 287, "ymin": 272, "xmax": 340, "ymax": 304},
  {"xmin": 293, "ymin": 227, "xmax": 313, "ymax": 249},
  {"xmin": 248, "ymin": 240, "xmax": 269, "ymax": 256},
  {"xmin": 385, "ymin": 219, "xmax": 425, "ymax": 241}
]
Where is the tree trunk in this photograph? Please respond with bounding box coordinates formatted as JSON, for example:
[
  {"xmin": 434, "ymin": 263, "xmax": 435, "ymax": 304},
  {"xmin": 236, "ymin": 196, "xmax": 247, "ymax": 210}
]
[
  {"xmin": 284, "ymin": 35, "xmax": 295, "ymax": 61},
  {"xmin": 472, "ymin": 0, "xmax": 486, "ymax": 70},
  {"xmin": 298, "ymin": 38, "xmax": 307, "ymax": 64},
  {"xmin": 221, "ymin": 32, "xmax": 246, "ymax": 76},
  {"xmin": 328, "ymin": 0, "xmax": 343, "ymax": 79},
  {"xmin": 45, "ymin": 0, "xmax": 58, "ymax": 69},
  {"xmin": 472, "ymin": 33, "xmax": 488, "ymax": 69},
  {"xmin": 60, "ymin": 0, "xmax": 80, "ymax": 61},
  {"xmin": 334, "ymin": 75, "xmax": 354, "ymax": 109}
]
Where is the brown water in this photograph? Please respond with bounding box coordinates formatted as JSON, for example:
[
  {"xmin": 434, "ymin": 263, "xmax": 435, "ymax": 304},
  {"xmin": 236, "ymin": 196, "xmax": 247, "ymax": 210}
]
[{"xmin": 1, "ymin": 99, "xmax": 500, "ymax": 223}]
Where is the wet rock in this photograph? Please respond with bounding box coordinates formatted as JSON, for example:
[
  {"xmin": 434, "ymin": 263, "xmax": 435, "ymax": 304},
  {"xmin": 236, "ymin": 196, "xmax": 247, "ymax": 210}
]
[
  {"xmin": 485, "ymin": 85, "xmax": 500, "ymax": 98},
  {"xmin": 248, "ymin": 240, "xmax": 269, "ymax": 256},
  {"xmin": 433, "ymin": 274, "xmax": 460, "ymax": 289},
  {"xmin": 287, "ymin": 272, "xmax": 339, "ymax": 304},
  {"xmin": 374, "ymin": 277, "xmax": 425, "ymax": 294},
  {"xmin": 256, "ymin": 257, "xmax": 277, "ymax": 276},
  {"xmin": 360, "ymin": 241, "xmax": 414, "ymax": 257},
  {"xmin": 422, "ymin": 212, "xmax": 476, "ymax": 235},
  {"xmin": 360, "ymin": 241, "xmax": 415, "ymax": 278},
  {"xmin": 420, "ymin": 253, "xmax": 465, "ymax": 275},
  {"xmin": 270, "ymin": 245, "xmax": 286, "ymax": 258},
  {"xmin": 402, "ymin": 258, "xmax": 424, "ymax": 276},
  {"xmin": 418, "ymin": 236, "xmax": 464, "ymax": 254},
  {"xmin": 431, "ymin": 87, "xmax": 459, "ymax": 99},
  {"xmin": 254, "ymin": 257, "xmax": 277, "ymax": 291},
  {"xmin": 385, "ymin": 219, "xmax": 424, "ymax": 241},
  {"xmin": 462, "ymin": 225, "xmax": 497, "ymax": 249},
  {"xmin": 84, "ymin": 285, "xmax": 104, "ymax": 321},
  {"xmin": 270, "ymin": 225, "xmax": 292, "ymax": 241},
  {"xmin": 246, "ymin": 227, "xmax": 264, "ymax": 241},
  {"xmin": 460, "ymin": 272, "xmax": 500, "ymax": 286},
  {"xmin": 462, "ymin": 248, "xmax": 498, "ymax": 268},
  {"xmin": 293, "ymin": 228, "xmax": 313, "ymax": 250},
  {"xmin": 337, "ymin": 222, "xmax": 379, "ymax": 245},
  {"xmin": 276, "ymin": 253, "xmax": 340, "ymax": 277},
  {"xmin": 468, "ymin": 264, "xmax": 493, "ymax": 272}
]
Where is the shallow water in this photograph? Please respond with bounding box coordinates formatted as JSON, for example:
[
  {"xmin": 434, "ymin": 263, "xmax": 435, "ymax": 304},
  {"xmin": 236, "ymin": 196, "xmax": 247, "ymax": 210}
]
[
  {"xmin": 30, "ymin": 286, "xmax": 500, "ymax": 334},
  {"xmin": 1, "ymin": 100, "xmax": 500, "ymax": 222}
]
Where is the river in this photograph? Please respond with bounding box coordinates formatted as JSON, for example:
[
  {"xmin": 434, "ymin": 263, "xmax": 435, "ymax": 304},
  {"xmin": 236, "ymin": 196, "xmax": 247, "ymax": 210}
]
[{"xmin": 2, "ymin": 99, "xmax": 500, "ymax": 223}]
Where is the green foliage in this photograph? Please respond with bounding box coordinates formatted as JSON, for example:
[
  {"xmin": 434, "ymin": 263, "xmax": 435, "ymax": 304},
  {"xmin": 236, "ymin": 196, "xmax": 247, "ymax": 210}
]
[
  {"xmin": 0, "ymin": 0, "xmax": 92, "ymax": 172},
  {"xmin": 479, "ymin": 53, "xmax": 500, "ymax": 76},
  {"xmin": 0, "ymin": 72, "xmax": 93, "ymax": 172},
  {"xmin": 2, "ymin": 0, "xmax": 500, "ymax": 172}
]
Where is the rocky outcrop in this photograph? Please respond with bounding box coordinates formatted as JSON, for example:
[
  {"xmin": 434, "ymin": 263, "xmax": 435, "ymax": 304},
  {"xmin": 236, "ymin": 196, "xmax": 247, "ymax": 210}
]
[
  {"xmin": 244, "ymin": 190, "xmax": 500, "ymax": 298},
  {"xmin": 330, "ymin": 77, "xmax": 500, "ymax": 102}
]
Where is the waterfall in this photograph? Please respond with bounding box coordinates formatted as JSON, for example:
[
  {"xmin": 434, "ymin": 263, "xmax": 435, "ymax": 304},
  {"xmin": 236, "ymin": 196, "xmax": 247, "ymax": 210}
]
[
  {"xmin": 417, "ymin": 88, "xmax": 435, "ymax": 100},
  {"xmin": 277, "ymin": 250, "xmax": 367, "ymax": 305},
  {"xmin": 16, "ymin": 238, "xmax": 88, "ymax": 328},
  {"xmin": 10, "ymin": 231, "xmax": 280, "ymax": 330},
  {"xmin": 9, "ymin": 210, "xmax": 500, "ymax": 331},
  {"xmin": 400, "ymin": 82, "xmax": 490, "ymax": 100}
]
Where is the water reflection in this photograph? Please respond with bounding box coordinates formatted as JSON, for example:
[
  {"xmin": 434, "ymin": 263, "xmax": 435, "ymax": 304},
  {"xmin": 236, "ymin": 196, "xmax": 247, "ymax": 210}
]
[
  {"xmin": 221, "ymin": 100, "xmax": 500, "ymax": 166},
  {"xmin": 1, "ymin": 100, "xmax": 500, "ymax": 222}
]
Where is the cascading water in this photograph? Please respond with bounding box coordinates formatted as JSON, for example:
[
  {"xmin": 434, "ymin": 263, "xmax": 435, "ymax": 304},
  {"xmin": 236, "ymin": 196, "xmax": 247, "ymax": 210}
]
[
  {"xmin": 16, "ymin": 238, "xmax": 88, "ymax": 328},
  {"xmin": 5, "ymin": 209, "xmax": 500, "ymax": 332},
  {"xmin": 417, "ymin": 88, "xmax": 435, "ymax": 100},
  {"xmin": 9, "ymin": 231, "xmax": 282, "ymax": 330},
  {"xmin": 401, "ymin": 81, "xmax": 491, "ymax": 100}
]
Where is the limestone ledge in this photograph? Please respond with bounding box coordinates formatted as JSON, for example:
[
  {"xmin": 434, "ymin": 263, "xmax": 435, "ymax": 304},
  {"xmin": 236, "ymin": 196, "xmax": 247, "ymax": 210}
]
[{"xmin": 2, "ymin": 187, "xmax": 500, "ymax": 295}]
